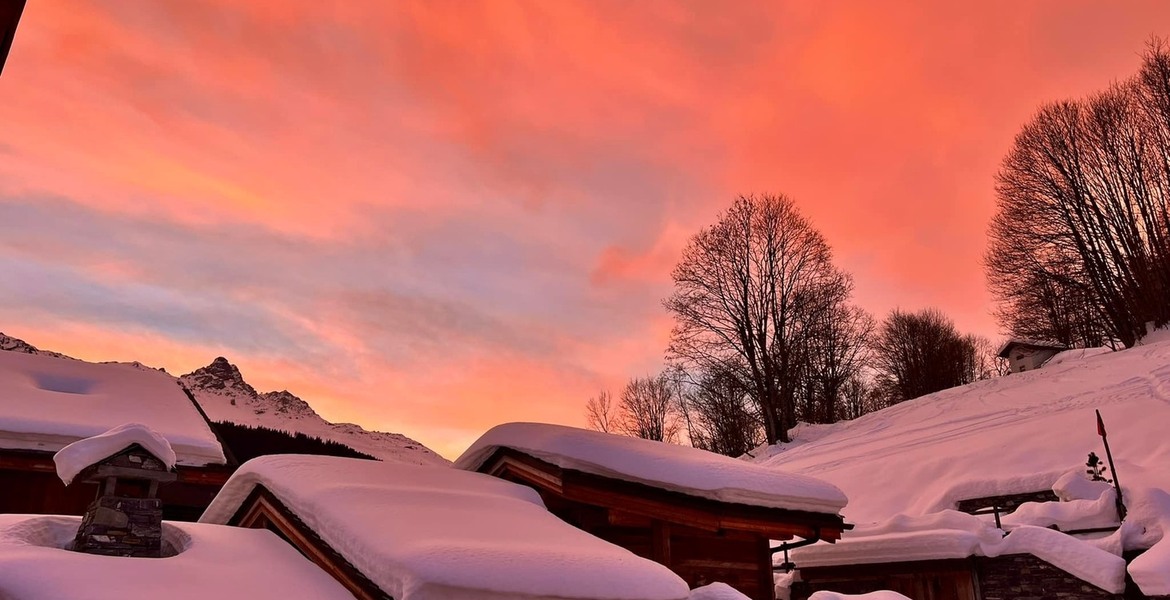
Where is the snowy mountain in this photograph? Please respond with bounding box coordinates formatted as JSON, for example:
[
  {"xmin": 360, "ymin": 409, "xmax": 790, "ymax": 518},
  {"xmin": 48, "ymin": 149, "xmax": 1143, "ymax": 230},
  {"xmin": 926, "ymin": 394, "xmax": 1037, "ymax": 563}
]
[
  {"xmin": 0, "ymin": 332, "xmax": 448, "ymax": 466},
  {"xmin": 180, "ymin": 357, "xmax": 449, "ymax": 466},
  {"xmin": 0, "ymin": 332, "xmax": 75, "ymax": 360}
]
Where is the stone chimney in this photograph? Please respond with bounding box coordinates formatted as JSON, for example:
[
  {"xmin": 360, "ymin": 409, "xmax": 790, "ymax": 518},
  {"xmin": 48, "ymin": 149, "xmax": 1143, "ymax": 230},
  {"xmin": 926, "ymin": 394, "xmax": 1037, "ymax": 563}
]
[{"xmin": 70, "ymin": 443, "xmax": 177, "ymax": 557}]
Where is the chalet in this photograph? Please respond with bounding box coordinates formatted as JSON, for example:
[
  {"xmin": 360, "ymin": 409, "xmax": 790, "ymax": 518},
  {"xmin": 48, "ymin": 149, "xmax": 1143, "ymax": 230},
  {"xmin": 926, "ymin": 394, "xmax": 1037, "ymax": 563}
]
[
  {"xmin": 453, "ymin": 423, "xmax": 851, "ymax": 600},
  {"xmin": 199, "ymin": 454, "xmax": 693, "ymax": 600},
  {"xmin": 0, "ymin": 351, "xmax": 234, "ymax": 520},
  {"xmin": 0, "ymin": 0, "xmax": 23, "ymax": 76},
  {"xmin": 996, "ymin": 339, "xmax": 1066, "ymax": 373}
]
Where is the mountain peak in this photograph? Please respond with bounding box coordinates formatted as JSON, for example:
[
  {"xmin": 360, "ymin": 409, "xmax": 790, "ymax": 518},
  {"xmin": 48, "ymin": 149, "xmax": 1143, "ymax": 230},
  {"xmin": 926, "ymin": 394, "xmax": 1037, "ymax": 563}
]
[
  {"xmin": 182, "ymin": 356, "xmax": 257, "ymax": 397},
  {"xmin": 0, "ymin": 332, "xmax": 75, "ymax": 360}
]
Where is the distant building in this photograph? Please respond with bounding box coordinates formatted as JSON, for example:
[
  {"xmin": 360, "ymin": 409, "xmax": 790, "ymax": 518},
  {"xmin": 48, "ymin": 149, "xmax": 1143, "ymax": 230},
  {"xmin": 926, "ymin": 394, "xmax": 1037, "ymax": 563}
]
[{"xmin": 997, "ymin": 339, "xmax": 1067, "ymax": 374}]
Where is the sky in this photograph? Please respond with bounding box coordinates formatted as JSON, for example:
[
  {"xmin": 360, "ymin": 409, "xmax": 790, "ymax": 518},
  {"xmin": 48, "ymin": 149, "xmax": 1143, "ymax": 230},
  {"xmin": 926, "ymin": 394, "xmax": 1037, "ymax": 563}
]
[{"xmin": 1, "ymin": 1, "xmax": 1168, "ymax": 459}]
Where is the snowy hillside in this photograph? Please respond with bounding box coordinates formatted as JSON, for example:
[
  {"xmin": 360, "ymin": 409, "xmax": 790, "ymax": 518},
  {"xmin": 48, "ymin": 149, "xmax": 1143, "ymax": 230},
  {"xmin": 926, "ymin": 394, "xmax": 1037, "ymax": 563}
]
[
  {"xmin": 0, "ymin": 333, "xmax": 447, "ymax": 466},
  {"xmin": 755, "ymin": 332, "xmax": 1170, "ymax": 594},
  {"xmin": 180, "ymin": 357, "xmax": 449, "ymax": 466}
]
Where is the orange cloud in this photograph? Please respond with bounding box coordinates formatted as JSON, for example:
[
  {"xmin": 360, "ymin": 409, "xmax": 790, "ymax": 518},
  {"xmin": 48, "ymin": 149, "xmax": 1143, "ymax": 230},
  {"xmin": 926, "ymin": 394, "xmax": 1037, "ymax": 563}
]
[{"xmin": 2, "ymin": 0, "xmax": 1169, "ymax": 458}]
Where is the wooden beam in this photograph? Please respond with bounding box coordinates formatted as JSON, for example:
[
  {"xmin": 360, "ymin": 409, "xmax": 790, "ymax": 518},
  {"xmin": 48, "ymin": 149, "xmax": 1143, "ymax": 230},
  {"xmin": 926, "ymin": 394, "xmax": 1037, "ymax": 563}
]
[
  {"xmin": 651, "ymin": 520, "xmax": 671, "ymax": 567},
  {"xmin": 229, "ymin": 485, "xmax": 392, "ymax": 600},
  {"xmin": 82, "ymin": 465, "xmax": 178, "ymax": 484},
  {"xmin": 477, "ymin": 447, "xmax": 848, "ymax": 540}
]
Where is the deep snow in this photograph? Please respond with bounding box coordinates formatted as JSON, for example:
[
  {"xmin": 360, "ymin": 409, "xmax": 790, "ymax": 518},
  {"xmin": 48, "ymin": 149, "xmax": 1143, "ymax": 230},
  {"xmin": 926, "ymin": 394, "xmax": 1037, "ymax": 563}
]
[
  {"xmin": 0, "ymin": 350, "xmax": 224, "ymax": 466},
  {"xmin": 756, "ymin": 333, "xmax": 1170, "ymax": 594},
  {"xmin": 457, "ymin": 422, "xmax": 847, "ymax": 514},
  {"xmin": 201, "ymin": 454, "xmax": 691, "ymax": 600}
]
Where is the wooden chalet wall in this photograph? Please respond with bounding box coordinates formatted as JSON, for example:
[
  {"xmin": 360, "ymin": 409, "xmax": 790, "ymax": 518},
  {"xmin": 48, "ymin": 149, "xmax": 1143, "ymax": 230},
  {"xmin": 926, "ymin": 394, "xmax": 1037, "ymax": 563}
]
[
  {"xmin": 795, "ymin": 554, "xmax": 1141, "ymax": 600},
  {"xmin": 0, "ymin": 449, "xmax": 232, "ymax": 521},
  {"xmin": 478, "ymin": 448, "xmax": 848, "ymax": 600},
  {"xmin": 793, "ymin": 559, "xmax": 978, "ymax": 600}
]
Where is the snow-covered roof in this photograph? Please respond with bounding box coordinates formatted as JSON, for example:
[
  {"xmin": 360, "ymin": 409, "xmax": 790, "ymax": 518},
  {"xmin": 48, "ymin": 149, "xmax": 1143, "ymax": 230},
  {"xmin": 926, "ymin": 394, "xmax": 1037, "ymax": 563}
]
[
  {"xmin": 793, "ymin": 516, "xmax": 1126, "ymax": 594},
  {"xmin": 757, "ymin": 334, "xmax": 1170, "ymax": 596},
  {"xmin": 53, "ymin": 423, "xmax": 177, "ymax": 485},
  {"xmin": 454, "ymin": 422, "xmax": 847, "ymax": 514},
  {"xmin": 0, "ymin": 513, "xmax": 355, "ymax": 600},
  {"xmin": 996, "ymin": 337, "xmax": 1067, "ymax": 357},
  {"xmin": 0, "ymin": 351, "xmax": 224, "ymax": 466},
  {"xmin": 200, "ymin": 454, "xmax": 690, "ymax": 600}
]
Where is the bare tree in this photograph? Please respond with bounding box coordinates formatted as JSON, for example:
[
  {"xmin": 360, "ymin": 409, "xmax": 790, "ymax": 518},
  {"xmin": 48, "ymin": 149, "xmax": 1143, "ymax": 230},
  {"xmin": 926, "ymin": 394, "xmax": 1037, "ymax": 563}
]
[
  {"xmin": 617, "ymin": 374, "xmax": 680, "ymax": 442},
  {"xmin": 988, "ymin": 39, "xmax": 1170, "ymax": 348},
  {"xmin": 873, "ymin": 308, "xmax": 981, "ymax": 404},
  {"xmin": 676, "ymin": 363, "xmax": 763, "ymax": 457},
  {"xmin": 665, "ymin": 194, "xmax": 855, "ymax": 444},
  {"xmin": 800, "ymin": 295, "xmax": 875, "ymax": 424},
  {"xmin": 585, "ymin": 390, "xmax": 616, "ymax": 433}
]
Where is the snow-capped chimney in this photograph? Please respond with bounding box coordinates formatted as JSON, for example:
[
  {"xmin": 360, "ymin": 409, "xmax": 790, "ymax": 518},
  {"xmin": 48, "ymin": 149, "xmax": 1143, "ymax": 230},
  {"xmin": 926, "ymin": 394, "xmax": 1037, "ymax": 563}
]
[{"xmin": 55, "ymin": 424, "xmax": 178, "ymax": 558}]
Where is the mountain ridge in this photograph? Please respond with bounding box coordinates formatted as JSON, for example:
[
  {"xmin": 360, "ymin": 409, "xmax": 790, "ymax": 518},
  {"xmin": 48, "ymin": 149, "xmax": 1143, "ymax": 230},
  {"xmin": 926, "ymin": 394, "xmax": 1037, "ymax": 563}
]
[{"xmin": 0, "ymin": 332, "xmax": 448, "ymax": 466}]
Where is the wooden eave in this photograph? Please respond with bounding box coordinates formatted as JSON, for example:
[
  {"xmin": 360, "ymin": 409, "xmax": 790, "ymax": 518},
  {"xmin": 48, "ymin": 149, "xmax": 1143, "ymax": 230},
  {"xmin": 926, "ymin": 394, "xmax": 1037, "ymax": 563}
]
[
  {"xmin": 478, "ymin": 447, "xmax": 849, "ymax": 541},
  {"xmin": 0, "ymin": 447, "xmax": 233, "ymax": 486},
  {"xmin": 0, "ymin": 0, "xmax": 25, "ymax": 76},
  {"xmin": 797, "ymin": 557, "xmax": 978, "ymax": 581},
  {"xmin": 227, "ymin": 484, "xmax": 391, "ymax": 600}
]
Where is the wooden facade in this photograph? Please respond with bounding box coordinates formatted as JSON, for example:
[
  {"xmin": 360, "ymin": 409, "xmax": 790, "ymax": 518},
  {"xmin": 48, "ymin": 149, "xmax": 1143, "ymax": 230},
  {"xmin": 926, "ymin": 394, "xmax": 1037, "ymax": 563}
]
[
  {"xmin": 794, "ymin": 553, "xmax": 1139, "ymax": 600},
  {"xmin": 228, "ymin": 485, "xmax": 391, "ymax": 600},
  {"xmin": 474, "ymin": 447, "xmax": 849, "ymax": 600},
  {"xmin": 793, "ymin": 558, "xmax": 979, "ymax": 600},
  {"xmin": 0, "ymin": 448, "xmax": 233, "ymax": 521}
]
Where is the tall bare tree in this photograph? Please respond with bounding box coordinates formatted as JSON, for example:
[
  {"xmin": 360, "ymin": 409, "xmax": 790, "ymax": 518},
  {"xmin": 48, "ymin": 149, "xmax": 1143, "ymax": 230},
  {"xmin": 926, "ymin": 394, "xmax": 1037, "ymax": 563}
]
[
  {"xmin": 675, "ymin": 363, "xmax": 763, "ymax": 457},
  {"xmin": 873, "ymin": 308, "xmax": 981, "ymax": 404},
  {"xmin": 585, "ymin": 390, "xmax": 616, "ymax": 434},
  {"xmin": 665, "ymin": 194, "xmax": 856, "ymax": 443},
  {"xmin": 988, "ymin": 39, "xmax": 1170, "ymax": 348},
  {"xmin": 617, "ymin": 374, "xmax": 680, "ymax": 442}
]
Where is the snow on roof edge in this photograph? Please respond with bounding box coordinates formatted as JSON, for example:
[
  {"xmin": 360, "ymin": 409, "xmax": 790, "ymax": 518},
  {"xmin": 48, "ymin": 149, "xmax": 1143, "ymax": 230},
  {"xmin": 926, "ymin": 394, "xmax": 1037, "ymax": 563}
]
[
  {"xmin": 455, "ymin": 423, "xmax": 848, "ymax": 514},
  {"xmin": 53, "ymin": 423, "xmax": 177, "ymax": 485}
]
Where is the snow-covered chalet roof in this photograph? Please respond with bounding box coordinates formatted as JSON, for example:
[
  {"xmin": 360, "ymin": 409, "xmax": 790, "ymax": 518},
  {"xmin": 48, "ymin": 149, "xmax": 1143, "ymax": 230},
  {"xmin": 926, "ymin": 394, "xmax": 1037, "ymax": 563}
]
[
  {"xmin": 0, "ymin": 351, "xmax": 224, "ymax": 466},
  {"xmin": 53, "ymin": 423, "xmax": 178, "ymax": 485},
  {"xmin": 996, "ymin": 337, "xmax": 1067, "ymax": 358},
  {"xmin": 0, "ymin": 513, "xmax": 355, "ymax": 600},
  {"xmin": 454, "ymin": 422, "xmax": 848, "ymax": 514},
  {"xmin": 200, "ymin": 454, "xmax": 690, "ymax": 600}
]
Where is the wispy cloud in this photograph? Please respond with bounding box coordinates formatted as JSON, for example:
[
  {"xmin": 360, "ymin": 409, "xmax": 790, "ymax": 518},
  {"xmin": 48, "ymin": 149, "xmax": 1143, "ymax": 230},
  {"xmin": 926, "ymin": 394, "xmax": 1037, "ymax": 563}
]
[{"xmin": 2, "ymin": 0, "xmax": 1168, "ymax": 456}]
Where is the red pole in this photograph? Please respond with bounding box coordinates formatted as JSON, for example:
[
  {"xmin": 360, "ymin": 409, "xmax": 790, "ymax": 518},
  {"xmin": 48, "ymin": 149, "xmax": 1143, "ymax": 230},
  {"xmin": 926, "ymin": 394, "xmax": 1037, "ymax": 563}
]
[{"xmin": 1096, "ymin": 409, "xmax": 1127, "ymax": 521}]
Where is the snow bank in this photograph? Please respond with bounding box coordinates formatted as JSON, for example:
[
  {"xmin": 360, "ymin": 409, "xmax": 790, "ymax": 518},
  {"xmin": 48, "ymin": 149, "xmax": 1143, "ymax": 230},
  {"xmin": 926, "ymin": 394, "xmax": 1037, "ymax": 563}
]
[
  {"xmin": 755, "ymin": 336, "xmax": 1170, "ymax": 595},
  {"xmin": 0, "ymin": 351, "xmax": 223, "ymax": 466},
  {"xmin": 1001, "ymin": 488, "xmax": 1119, "ymax": 532},
  {"xmin": 0, "ymin": 514, "xmax": 354, "ymax": 600},
  {"xmin": 53, "ymin": 423, "xmax": 176, "ymax": 485},
  {"xmin": 201, "ymin": 454, "xmax": 690, "ymax": 600},
  {"xmin": 1127, "ymin": 486, "xmax": 1170, "ymax": 595},
  {"xmin": 688, "ymin": 583, "xmax": 750, "ymax": 600},
  {"xmin": 808, "ymin": 593, "xmax": 911, "ymax": 600},
  {"xmin": 455, "ymin": 423, "xmax": 847, "ymax": 514},
  {"xmin": 992, "ymin": 526, "xmax": 1126, "ymax": 593},
  {"xmin": 756, "ymin": 339, "xmax": 1170, "ymax": 525}
]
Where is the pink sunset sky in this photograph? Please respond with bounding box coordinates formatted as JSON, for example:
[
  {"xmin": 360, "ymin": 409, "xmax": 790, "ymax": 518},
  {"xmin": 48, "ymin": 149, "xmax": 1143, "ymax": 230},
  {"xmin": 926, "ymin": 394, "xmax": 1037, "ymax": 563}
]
[{"xmin": 1, "ymin": 1, "xmax": 1168, "ymax": 458}]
